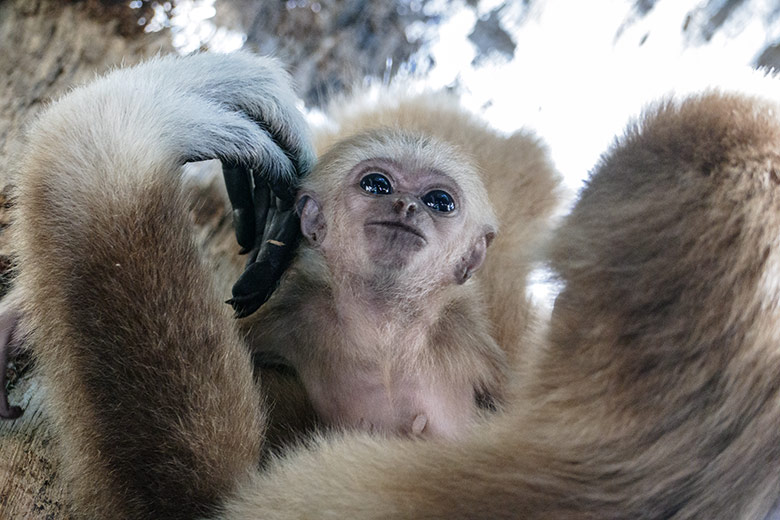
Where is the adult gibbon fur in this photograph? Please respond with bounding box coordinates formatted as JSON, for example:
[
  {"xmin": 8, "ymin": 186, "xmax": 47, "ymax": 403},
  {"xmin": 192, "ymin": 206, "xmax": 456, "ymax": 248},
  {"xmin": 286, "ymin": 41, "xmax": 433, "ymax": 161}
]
[{"xmin": 11, "ymin": 52, "xmax": 780, "ymax": 519}]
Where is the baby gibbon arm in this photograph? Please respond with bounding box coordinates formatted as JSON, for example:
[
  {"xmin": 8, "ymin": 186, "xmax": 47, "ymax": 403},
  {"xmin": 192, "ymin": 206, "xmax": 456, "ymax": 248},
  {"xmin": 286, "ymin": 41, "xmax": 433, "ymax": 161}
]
[{"xmin": 14, "ymin": 53, "xmax": 313, "ymax": 519}]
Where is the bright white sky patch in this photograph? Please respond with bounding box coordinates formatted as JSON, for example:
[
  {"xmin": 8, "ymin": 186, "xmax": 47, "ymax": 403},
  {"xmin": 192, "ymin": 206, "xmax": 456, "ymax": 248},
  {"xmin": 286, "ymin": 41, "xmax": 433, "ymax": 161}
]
[
  {"xmin": 406, "ymin": 0, "xmax": 780, "ymax": 194},
  {"xmin": 141, "ymin": 0, "xmax": 246, "ymax": 54}
]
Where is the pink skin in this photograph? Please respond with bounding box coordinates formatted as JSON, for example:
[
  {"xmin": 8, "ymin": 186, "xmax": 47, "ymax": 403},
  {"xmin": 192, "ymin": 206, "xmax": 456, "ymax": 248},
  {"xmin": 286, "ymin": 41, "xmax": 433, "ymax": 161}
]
[
  {"xmin": 343, "ymin": 158, "xmax": 466, "ymax": 273},
  {"xmin": 295, "ymin": 158, "xmax": 492, "ymax": 438},
  {"xmin": 301, "ymin": 158, "xmax": 488, "ymax": 283},
  {"xmin": 302, "ymin": 361, "xmax": 476, "ymax": 439}
]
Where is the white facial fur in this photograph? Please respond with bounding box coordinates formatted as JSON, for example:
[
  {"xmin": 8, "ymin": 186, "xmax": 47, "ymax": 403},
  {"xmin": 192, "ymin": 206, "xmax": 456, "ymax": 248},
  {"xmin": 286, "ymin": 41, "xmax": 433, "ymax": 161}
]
[{"xmin": 298, "ymin": 129, "xmax": 497, "ymax": 293}]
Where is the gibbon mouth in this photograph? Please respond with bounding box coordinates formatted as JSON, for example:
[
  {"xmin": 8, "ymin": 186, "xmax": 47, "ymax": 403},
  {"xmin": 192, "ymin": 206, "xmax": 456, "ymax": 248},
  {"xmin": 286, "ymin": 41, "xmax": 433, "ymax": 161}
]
[{"xmin": 365, "ymin": 221, "xmax": 427, "ymax": 242}]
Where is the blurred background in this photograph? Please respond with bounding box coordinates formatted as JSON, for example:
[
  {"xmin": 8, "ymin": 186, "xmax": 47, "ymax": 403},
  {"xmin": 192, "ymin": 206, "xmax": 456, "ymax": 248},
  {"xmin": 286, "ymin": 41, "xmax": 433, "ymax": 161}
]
[{"xmin": 3, "ymin": 0, "xmax": 779, "ymax": 192}]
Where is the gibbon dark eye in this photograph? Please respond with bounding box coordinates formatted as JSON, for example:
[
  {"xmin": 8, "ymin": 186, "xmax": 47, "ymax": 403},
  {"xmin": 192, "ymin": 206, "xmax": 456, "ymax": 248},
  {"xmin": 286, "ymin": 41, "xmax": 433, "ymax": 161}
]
[
  {"xmin": 422, "ymin": 190, "xmax": 456, "ymax": 212},
  {"xmin": 360, "ymin": 173, "xmax": 393, "ymax": 195}
]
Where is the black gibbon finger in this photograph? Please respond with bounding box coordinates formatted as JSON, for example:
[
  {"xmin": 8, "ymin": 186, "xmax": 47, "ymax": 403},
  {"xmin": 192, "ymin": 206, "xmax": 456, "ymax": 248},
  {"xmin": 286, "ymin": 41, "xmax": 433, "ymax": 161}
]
[
  {"xmin": 251, "ymin": 161, "xmax": 298, "ymax": 211},
  {"xmin": 266, "ymin": 199, "xmax": 301, "ymax": 247},
  {"xmin": 269, "ymin": 179, "xmax": 297, "ymax": 210},
  {"xmin": 222, "ymin": 163, "xmax": 256, "ymax": 253},
  {"xmin": 243, "ymin": 186, "xmax": 272, "ymax": 268},
  {"xmin": 244, "ymin": 147, "xmax": 297, "ymax": 210},
  {"xmin": 251, "ymin": 181, "xmax": 272, "ymax": 256},
  {"xmin": 228, "ymin": 208, "xmax": 301, "ymax": 318}
]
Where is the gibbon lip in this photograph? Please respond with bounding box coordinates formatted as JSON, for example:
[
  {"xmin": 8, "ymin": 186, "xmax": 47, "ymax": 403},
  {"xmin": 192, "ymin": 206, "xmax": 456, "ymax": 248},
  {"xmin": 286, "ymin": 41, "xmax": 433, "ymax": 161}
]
[{"xmin": 365, "ymin": 221, "xmax": 427, "ymax": 242}]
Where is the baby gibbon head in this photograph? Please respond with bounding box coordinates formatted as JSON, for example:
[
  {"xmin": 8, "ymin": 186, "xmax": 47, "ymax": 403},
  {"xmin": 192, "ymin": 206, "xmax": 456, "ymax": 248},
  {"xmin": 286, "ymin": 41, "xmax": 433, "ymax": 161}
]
[{"xmin": 296, "ymin": 128, "xmax": 497, "ymax": 290}]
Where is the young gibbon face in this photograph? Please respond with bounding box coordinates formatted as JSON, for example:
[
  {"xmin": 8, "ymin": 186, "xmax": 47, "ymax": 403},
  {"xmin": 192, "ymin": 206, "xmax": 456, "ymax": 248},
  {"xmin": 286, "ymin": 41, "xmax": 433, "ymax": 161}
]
[
  {"xmin": 297, "ymin": 132, "xmax": 496, "ymax": 289},
  {"xmin": 346, "ymin": 157, "xmax": 464, "ymax": 269}
]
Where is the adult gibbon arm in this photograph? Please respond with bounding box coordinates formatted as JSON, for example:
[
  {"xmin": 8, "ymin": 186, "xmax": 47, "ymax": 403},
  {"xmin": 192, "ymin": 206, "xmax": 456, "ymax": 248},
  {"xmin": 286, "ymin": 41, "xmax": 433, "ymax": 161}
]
[{"xmin": 13, "ymin": 52, "xmax": 313, "ymax": 519}]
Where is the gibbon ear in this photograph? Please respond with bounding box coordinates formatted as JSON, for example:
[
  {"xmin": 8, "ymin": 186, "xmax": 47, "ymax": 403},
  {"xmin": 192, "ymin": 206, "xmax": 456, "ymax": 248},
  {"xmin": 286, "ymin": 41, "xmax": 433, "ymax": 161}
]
[
  {"xmin": 297, "ymin": 194, "xmax": 327, "ymax": 245},
  {"xmin": 455, "ymin": 230, "xmax": 495, "ymax": 284}
]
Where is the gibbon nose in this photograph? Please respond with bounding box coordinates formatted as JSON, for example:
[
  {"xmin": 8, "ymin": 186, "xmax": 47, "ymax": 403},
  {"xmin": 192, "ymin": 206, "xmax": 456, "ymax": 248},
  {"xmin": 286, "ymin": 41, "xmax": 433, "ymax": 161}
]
[{"xmin": 392, "ymin": 196, "xmax": 418, "ymax": 217}]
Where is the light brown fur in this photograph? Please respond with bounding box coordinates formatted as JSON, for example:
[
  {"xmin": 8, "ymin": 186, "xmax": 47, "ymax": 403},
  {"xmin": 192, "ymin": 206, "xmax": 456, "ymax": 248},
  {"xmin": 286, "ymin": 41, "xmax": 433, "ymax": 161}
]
[
  {"xmin": 12, "ymin": 53, "xmax": 780, "ymax": 519},
  {"xmin": 216, "ymin": 91, "xmax": 780, "ymax": 520},
  {"xmin": 15, "ymin": 156, "xmax": 264, "ymax": 518},
  {"xmin": 11, "ymin": 52, "xmax": 305, "ymax": 519},
  {"xmin": 316, "ymin": 91, "xmax": 561, "ymax": 366},
  {"xmin": 242, "ymin": 127, "xmax": 514, "ymax": 438},
  {"xmin": 233, "ymin": 88, "xmax": 561, "ymax": 446}
]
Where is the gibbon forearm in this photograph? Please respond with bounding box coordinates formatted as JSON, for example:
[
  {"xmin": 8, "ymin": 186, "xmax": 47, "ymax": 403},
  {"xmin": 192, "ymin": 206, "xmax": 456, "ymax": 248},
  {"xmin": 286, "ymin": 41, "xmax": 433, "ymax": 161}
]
[{"xmin": 11, "ymin": 53, "xmax": 316, "ymax": 519}]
